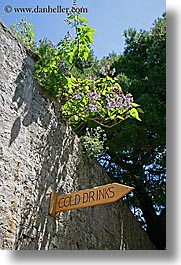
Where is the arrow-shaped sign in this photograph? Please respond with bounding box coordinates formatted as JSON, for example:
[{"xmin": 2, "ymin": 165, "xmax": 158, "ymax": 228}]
[{"xmin": 49, "ymin": 183, "xmax": 134, "ymax": 218}]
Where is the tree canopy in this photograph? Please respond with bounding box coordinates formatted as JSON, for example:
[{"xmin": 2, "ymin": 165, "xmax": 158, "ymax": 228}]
[{"xmin": 100, "ymin": 13, "xmax": 166, "ymax": 249}]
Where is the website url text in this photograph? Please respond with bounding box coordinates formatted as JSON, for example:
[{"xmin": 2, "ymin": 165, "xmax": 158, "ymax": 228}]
[{"xmin": 4, "ymin": 5, "xmax": 88, "ymax": 14}]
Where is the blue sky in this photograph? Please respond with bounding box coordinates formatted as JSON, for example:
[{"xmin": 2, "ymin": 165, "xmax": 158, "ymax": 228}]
[{"xmin": 0, "ymin": 0, "xmax": 165, "ymax": 59}]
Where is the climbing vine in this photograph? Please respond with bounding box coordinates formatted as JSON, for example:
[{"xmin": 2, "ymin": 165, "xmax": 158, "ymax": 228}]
[
  {"xmin": 35, "ymin": 11, "xmax": 142, "ymax": 128},
  {"xmin": 9, "ymin": 5, "xmax": 143, "ymax": 157},
  {"xmin": 10, "ymin": 18, "xmax": 37, "ymax": 52}
]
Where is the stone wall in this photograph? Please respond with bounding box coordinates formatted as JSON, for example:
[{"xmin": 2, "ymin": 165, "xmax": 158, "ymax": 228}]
[{"xmin": 0, "ymin": 22, "xmax": 155, "ymax": 250}]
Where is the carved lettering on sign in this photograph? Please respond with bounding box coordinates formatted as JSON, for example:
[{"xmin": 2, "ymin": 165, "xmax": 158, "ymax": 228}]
[{"xmin": 49, "ymin": 183, "xmax": 134, "ymax": 218}]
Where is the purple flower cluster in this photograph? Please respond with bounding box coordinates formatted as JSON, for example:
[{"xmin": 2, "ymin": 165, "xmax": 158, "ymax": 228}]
[
  {"xmin": 39, "ymin": 39, "xmax": 54, "ymax": 48},
  {"xmin": 124, "ymin": 93, "xmax": 134, "ymax": 108},
  {"xmin": 100, "ymin": 65, "xmax": 110, "ymax": 76},
  {"xmin": 73, "ymin": 0, "xmax": 78, "ymax": 8},
  {"xmin": 89, "ymin": 104, "xmax": 98, "ymax": 112},
  {"xmin": 111, "ymin": 68, "xmax": 116, "ymax": 76},
  {"xmin": 64, "ymin": 0, "xmax": 78, "ymax": 19},
  {"xmin": 88, "ymin": 91, "xmax": 101, "ymax": 112},
  {"xmin": 88, "ymin": 75, "xmax": 94, "ymax": 80},
  {"xmin": 71, "ymin": 86, "xmax": 133, "ymax": 115},
  {"xmin": 105, "ymin": 92, "xmax": 133, "ymax": 111},
  {"xmin": 88, "ymin": 91, "xmax": 101, "ymax": 100},
  {"xmin": 64, "ymin": 18, "xmax": 71, "ymax": 25},
  {"xmin": 100, "ymin": 64, "xmax": 116, "ymax": 77},
  {"xmin": 72, "ymin": 91, "xmax": 83, "ymax": 101},
  {"xmin": 64, "ymin": 31, "xmax": 71, "ymax": 42}
]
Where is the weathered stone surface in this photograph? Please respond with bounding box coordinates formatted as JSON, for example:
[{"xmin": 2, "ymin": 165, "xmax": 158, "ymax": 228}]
[{"xmin": 0, "ymin": 22, "xmax": 155, "ymax": 250}]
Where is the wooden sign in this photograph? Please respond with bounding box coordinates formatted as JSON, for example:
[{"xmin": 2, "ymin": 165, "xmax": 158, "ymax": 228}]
[{"xmin": 49, "ymin": 183, "xmax": 134, "ymax": 218}]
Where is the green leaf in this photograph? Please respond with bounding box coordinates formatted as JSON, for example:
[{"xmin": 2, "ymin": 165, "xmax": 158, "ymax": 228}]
[
  {"xmin": 137, "ymin": 108, "xmax": 144, "ymax": 114},
  {"xmin": 68, "ymin": 15, "xmax": 75, "ymax": 20},
  {"xmin": 83, "ymin": 51, "xmax": 89, "ymax": 60},
  {"xmin": 53, "ymin": 50, "xmax": 59, "ymax": 56},
  {"xmin": 106, "ymin": 76, "xmax": 113, "ymax": 81},
  {"xmin": 50, "ymin": 60, "xmax": 57, "ymax": 68},
  {"xmin": 129, "ymin": 108, "xmax": 142, "ymax": 121},
  {"xmin": 131, "ymin": 103, "xmax": 141, "ymax": 107},
  {"xmin": 102, "ymin": 90, "xmax": 107, "ymax": 96},
  {"xmin": 86, "ymin": 32, "xmax": 93, "ymax": 44},
  {"xmin": 89, "ymin": 27, "xmax": 96, "ymax": 34},
  {"xmin": 68, "ymin": 88, "xmax": 73, "ymax": 94},
  {"xmin": 110, "ymin": 114, "xmax": 116, "ymax": 120},
  {"xmin": 79, "ymin": 17, "xmax": 88, "ymax": 23},
  {"xmin": 69, "ymin": 52, "xmax": 74, "ymax": 63},
  {"xmin": 117, "ymin": 115, "xmax": 124, "ymax": 120},
  {"xmin": 82, "ymin": 97, "xmax": 88, "ymax": 104},
  {"xmin": 74, "ymin": 115, "xmax": 79, "ymax": 121}
]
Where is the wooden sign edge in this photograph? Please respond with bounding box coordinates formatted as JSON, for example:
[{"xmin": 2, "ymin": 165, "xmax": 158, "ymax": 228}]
[{"xmin": 49, "ymin": 191, "xmax": 58, "ymax": 218}]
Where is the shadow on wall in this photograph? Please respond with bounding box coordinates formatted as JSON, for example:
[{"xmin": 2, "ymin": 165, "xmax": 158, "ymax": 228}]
[
  {"xmin": 9, "ymin": 56, "xmax": 52, "ymax": 147},
  {"xmin": 9, "ymin": 117, "xmax": 21, "ymax": 147}
]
